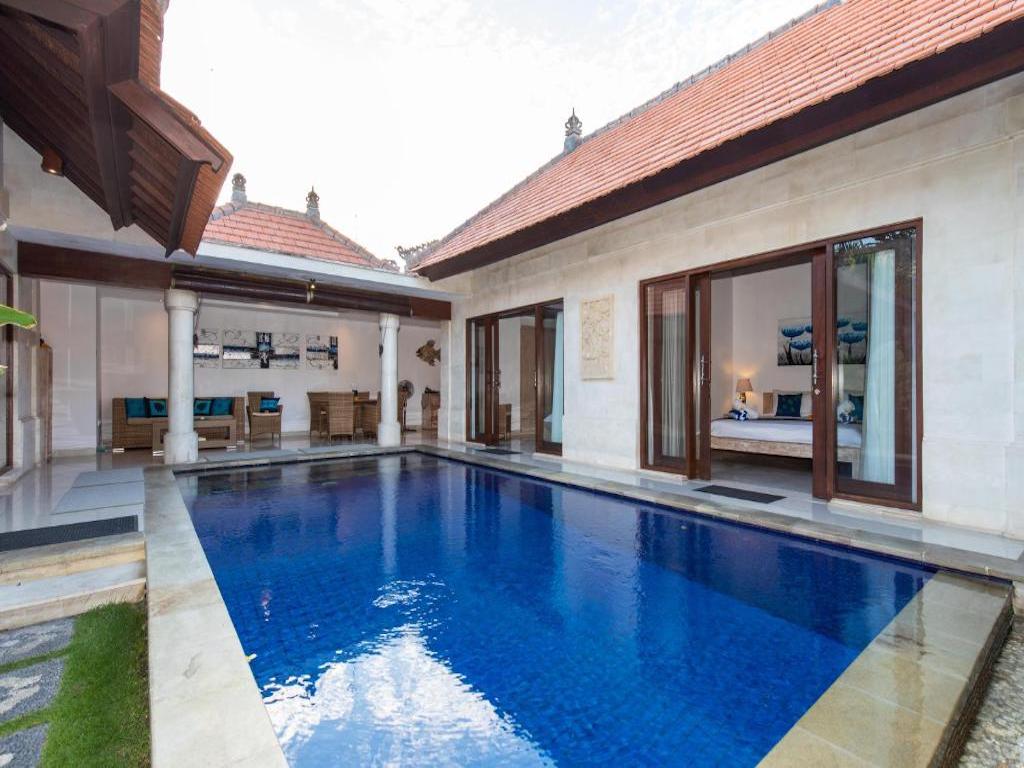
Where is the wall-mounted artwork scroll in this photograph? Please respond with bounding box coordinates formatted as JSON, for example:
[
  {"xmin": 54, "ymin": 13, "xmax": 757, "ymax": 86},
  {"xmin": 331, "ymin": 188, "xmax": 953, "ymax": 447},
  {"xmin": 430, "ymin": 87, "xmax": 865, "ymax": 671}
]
[
  {"xmin": 306, "ymin": 335, "xmax": 339, "ymax": 370},
  {"xmin": 580, "ymin": 295, "xmax": 614, "ymax": 380},
  {"xmin": 193, "ymin": 329, "xmax": 221, "ymax": 368}
]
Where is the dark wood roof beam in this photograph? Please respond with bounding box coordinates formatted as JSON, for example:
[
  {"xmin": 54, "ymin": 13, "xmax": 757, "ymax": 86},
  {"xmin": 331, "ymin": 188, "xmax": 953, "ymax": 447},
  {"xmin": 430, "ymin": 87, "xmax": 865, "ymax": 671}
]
[
  {"xmin": 78, "ymin": 16, "xmax": 129, "ymax": 228},
  {"xmin": 165, "ymin": 156, "xmax": 200, "ymax": 256},
  {"xmin": 0, "ymin": 0, "xmax": 93, "ymax": 31},
  {"xmin": 96, "ymin": 1, "xmax": 141, "ymax": 230},
  {"xmin": 109, "ymin": 80, "xmax": 224, "ymax": 169}
]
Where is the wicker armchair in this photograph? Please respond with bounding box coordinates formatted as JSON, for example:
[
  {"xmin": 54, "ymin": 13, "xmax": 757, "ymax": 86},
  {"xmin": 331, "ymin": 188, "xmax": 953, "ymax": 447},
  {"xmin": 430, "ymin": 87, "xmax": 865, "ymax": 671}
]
[
  {"xmin": 247, "ymin": 391, "xmax": 283, "ymax": 445},
  {"xmin": 307, "ymin": 391, "xmax": 328, "ymax": 438},
  {"xmin": 421, "ymin": 389, "xmax": 440, "ymax": 431},
  {"xmin": 324, "ymin": 392, "xmax": 356, "ymax": 442}
]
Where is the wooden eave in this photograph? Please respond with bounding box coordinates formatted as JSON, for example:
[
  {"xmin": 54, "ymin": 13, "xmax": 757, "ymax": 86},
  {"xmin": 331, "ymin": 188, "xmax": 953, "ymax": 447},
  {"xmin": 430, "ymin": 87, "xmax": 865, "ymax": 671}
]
[
  {"xmin": 0, "ymin": 0, "xmax": 231, "ymax": 256},
  {"xmin": 16, "ymin": 242, "xmax": 452, "ymax": 320}
]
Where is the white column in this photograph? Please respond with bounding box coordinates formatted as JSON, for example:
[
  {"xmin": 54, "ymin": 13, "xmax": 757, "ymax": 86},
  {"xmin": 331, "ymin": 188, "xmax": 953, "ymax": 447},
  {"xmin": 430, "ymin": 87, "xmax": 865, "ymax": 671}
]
[
  {"xmin": 378, "ymin": 312, "xmax": 401, "ymax": 447},
  {"xmin": 164, "ymin": 289, "xmax": 199, "ymax": 464}
]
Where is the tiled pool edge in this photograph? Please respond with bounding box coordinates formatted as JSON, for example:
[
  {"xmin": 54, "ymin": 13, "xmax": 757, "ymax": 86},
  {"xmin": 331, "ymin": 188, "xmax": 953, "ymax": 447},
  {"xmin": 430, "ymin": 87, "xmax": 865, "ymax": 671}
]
[
  {"xmin": 144, "ymin": 466, "xmax": 287, "ymax": 768},
  {"xmin": 415, "ymin": 446, "xmax": 1024, "ymax": 586},
  {"xmin": 761, "ymin": 573, "xmax": 1013, "ymax": 767}
]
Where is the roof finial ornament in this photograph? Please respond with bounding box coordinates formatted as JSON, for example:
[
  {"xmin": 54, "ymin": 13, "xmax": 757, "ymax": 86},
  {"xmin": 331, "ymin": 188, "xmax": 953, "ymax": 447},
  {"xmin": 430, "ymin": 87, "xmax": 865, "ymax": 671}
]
[
  {"xmin": 306, "ymin": 186, "xmax": 320, "ymax": 220},
  {"xmin": 231, "ymin": 172, "xmax": 247, "ymax": 204},
  {"xmin": 563, "ymin": 109, "xmax": 582, "ymax": 152}
]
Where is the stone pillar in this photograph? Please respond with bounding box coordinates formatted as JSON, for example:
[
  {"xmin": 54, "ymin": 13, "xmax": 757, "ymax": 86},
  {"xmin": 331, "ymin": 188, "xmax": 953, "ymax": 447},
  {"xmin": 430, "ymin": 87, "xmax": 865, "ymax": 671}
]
[
  {"xmin": 378, "ymin": 313, "xmax": 401, "ymax": 447},
  {"xmin": 164, "ymin": 289, "xmax": 199, "ymax": 464}
]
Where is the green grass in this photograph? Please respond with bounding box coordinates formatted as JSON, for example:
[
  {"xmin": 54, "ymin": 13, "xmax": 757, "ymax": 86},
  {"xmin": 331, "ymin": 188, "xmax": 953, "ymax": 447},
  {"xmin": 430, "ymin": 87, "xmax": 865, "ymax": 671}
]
[{"xmin": 0, "ymin": 603, "xmax": 150, "ymax": 767}]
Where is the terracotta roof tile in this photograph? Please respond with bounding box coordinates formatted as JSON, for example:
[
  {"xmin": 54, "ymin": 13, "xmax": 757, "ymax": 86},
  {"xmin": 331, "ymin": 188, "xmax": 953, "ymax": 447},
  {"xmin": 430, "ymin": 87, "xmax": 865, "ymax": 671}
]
[
  {"xmin": 203, "ymin": 201, "xmax": 396, "ymax": 271},
  {"xmin": 414, "ymin": 0, "xmax": 1024, "ymax": 272}
]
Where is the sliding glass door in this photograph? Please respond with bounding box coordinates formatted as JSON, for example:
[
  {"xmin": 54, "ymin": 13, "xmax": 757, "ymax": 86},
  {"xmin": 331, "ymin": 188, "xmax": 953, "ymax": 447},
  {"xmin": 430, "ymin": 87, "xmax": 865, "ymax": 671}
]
[
  {"xmin": 467, "ymin": 300, "xmax": 564, "ymax": 455},
  {"xmin": 467, "ymin": 317, "xmax": 497, "ymax": 444},
  {"xmin": 831, "ymin": 226, "xmax": 918, "ymax": 506},
  {"xmin": 641, "ymin": 274, "xmax": 709, "ymax": 477}
]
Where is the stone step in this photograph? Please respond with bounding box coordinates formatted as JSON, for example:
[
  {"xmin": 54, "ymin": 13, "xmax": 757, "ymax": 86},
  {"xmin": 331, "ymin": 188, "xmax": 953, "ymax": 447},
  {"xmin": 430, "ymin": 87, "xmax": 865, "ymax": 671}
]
[
  {"xmin": 0, "ymin": 561, "xmax": 146, "ymax": 631},
  {"xmin": 0, "ymin": 532, "xmax": 145, "ymax": 586}
]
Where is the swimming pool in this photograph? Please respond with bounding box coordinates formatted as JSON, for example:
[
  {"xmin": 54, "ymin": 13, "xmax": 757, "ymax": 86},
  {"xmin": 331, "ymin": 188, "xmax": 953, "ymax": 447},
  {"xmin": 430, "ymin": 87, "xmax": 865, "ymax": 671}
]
[{"xmin": 179, "ymin": 453, "xmax": 932, "ymax": 767}]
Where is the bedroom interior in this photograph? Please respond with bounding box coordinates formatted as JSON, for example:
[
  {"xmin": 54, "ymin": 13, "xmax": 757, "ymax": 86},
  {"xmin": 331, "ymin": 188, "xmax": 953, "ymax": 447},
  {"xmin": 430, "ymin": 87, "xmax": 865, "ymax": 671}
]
[
  {"xmin": 708, "ymin": 261, "xmax": 818, "ymax": 494},
  {"xmin": 641, "ymin": 222, "xmax": 919, "ymax": 510}
]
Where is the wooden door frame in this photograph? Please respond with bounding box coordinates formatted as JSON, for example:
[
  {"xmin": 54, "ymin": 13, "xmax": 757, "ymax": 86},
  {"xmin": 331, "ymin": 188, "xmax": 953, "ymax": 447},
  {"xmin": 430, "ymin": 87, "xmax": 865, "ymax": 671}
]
[
  {"xmin": 0, "ymin": 265, "xmax": 11, "ymax": 476},
  {"xmin": 465, "ymin": 298, "xmax": 564, "ymax": 454},
  {"xmin": 639, "ymin": 275, "xmax": 689, "ymax": 473},
  {"xmin": 638, "ymin": 218, "xmax": 923, "ymax": 511},
  {"xmin": 534, "ymin": 300, "xmax": 565, "ymax": 456}
]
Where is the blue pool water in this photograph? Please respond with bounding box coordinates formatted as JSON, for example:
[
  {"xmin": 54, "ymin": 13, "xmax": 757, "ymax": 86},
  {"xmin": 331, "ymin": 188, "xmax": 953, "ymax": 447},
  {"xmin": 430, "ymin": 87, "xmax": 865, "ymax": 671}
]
[{"xmin": 180, "ymin": 454, "xmax": 931, "ymax": 767}]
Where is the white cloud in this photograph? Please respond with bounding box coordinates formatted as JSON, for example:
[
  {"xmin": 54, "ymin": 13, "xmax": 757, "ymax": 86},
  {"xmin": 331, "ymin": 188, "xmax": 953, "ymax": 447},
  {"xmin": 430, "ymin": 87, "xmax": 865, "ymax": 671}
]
[{"xmin": 161, "ymin": 0, "xmax": 817, "ymax": 265}]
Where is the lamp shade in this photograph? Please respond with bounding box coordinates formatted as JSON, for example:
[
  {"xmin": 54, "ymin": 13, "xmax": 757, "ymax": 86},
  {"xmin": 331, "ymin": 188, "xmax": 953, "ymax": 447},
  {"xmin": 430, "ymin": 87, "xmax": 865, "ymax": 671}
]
[{"xmin": 735, "ymin": 377, "xmax": 753, "ymax": 393}]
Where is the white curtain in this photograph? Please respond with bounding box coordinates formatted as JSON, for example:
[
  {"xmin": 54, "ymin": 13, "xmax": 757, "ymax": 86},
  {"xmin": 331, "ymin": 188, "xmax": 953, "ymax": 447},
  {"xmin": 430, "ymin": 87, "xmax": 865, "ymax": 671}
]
[
  {"xmin": 662, "ymin": 289, "xmax": 685, "ymax": 457},
  {"xmin": 861, "ymin": 249, "xmax": 896, "ymax": 484},
  {"xmin": 549, "ymin": 310, "xmax": 564, "ymax": 443}
]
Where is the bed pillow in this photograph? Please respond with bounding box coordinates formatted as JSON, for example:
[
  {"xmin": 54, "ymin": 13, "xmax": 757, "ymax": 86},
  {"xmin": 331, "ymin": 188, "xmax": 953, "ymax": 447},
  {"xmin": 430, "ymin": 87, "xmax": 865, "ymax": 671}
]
[
  {"xmin": 124, "ymin": 398, "xmax": 147, "ymax": 419},
  {"xmin": 774, "ymin": 393, "xmax": 803, "ymax": 419},
  {"xmin": 193, "ymin": 398, "xmax": 213, "ymax": 417},
  {"xmin": 210, "ymin": 397, "xmax": 234, "ymax": 416}
]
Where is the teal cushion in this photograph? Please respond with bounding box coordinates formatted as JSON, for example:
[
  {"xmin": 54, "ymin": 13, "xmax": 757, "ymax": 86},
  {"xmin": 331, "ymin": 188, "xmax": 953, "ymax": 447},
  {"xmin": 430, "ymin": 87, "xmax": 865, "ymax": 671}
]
[
  {"xmin": 194, "ymin": 398, "xmax": 213, "ymax": 416},
  {"xmin": 124, "ymin": 398, "xmax": 146, "ymax": 418},
  {"xmin": 146, "ymin": 398, "xmax": 167, "ymax": 418},
  {"xmin": 775, "ymin": 393, "xmax": 803, "ymax": 419},
  {"xmin": 210, "ymin": 397, "xmax": 233, "ymax": 416},
  {"xmin": 258, "ymin": 397, "xmax": 280, "ymax": 413}
]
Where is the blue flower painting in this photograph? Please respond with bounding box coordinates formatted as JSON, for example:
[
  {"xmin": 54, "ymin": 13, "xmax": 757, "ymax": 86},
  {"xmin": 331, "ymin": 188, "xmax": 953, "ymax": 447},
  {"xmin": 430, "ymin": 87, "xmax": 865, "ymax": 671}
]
[{"xmin": 777, "ymin": 316, "xmax": 814, "ymax": 366}]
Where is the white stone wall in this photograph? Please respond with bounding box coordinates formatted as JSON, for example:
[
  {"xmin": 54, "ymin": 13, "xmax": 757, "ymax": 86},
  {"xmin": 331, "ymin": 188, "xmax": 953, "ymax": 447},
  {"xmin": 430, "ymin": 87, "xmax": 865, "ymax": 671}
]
[{"xmin": 434, "ymin": 72, "xmax": 1024, "ymax": 537}]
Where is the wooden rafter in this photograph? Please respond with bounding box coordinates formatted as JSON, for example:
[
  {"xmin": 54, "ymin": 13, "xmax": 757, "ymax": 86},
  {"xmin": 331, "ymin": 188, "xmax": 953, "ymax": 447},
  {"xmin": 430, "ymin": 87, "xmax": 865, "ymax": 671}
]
[{"xmin": 0, "ymin": 0, "xmax": 232, "ymax": 255}]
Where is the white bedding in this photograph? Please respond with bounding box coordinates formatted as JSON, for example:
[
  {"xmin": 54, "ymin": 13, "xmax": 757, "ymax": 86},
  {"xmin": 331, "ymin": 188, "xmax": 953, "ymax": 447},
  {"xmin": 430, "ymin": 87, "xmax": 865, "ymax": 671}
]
[{"xmin": 710, "ymin": 418, "xmax": 862, "ymax": 448}]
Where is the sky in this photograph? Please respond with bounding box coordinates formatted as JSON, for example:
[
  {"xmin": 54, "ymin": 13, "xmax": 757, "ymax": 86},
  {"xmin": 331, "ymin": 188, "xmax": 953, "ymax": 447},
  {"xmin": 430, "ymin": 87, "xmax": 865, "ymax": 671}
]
[{"xmin": 162, "ymin": 0, "xmax": 817, "ymax": 268}]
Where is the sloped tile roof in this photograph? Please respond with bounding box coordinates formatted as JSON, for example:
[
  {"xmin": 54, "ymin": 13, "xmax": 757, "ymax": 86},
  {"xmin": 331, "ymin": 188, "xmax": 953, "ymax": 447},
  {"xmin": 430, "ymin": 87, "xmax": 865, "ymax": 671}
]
[
  {"xmin": 413, "ymin": 0, "xmax": 1024, "ymax": 274},
  {"xmin": 204, "ymin": 201, "xmax": 397, "ymax": 271}
]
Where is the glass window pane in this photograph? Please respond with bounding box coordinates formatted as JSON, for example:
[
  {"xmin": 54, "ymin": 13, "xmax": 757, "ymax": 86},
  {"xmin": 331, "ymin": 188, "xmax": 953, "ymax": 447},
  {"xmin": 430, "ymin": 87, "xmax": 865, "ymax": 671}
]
[
  {"xmin": 539, "ymin": 305, "xmax": 563, "ymax": 446},
  {"xmin": 645, "ymin": 280, "xmax": 686, "ymax": 469},
  {"xmin": 834, "ymin": 228, "xmax": 917, "ymax": 503},
  {"xmin": 469, "ymin": 320, "xmax": 487, "ymax": 441}
]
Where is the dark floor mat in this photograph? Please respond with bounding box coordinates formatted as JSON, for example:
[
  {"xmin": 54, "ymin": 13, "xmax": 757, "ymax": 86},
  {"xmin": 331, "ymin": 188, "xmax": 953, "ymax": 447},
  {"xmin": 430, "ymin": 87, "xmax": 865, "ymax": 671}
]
[
  {"xmin": 476, "ymin": 448, "xmax": 520, "ymax": 456},
  {"xmin": 694, "ymin": 485, "xmax": 785, "ymax": 504},
  {"xmin": 0, "ymin": 516, "xmax": 138, "ymax": 552}
]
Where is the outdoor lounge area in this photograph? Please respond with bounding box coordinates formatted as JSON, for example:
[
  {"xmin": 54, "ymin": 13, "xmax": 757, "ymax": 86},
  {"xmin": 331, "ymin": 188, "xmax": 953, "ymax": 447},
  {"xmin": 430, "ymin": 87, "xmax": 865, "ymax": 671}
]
[{"xmin": 1, "ymin": 0, "xmax": 1024, "ymax": 765}]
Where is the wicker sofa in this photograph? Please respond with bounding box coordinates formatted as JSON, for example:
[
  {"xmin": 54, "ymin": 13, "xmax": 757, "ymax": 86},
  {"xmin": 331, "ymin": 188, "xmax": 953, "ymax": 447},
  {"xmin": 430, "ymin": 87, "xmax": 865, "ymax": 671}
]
[{"xmin": 112, "ymin": 396, "xmax": 245, "ymax": 451}]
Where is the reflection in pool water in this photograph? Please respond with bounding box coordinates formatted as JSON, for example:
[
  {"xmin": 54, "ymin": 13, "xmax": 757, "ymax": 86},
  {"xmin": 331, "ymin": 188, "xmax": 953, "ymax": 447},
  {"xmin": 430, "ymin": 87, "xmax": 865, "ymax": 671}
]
[{"xmin": 180, "ymin": 454, "xmax": 931, "ymax": 767}]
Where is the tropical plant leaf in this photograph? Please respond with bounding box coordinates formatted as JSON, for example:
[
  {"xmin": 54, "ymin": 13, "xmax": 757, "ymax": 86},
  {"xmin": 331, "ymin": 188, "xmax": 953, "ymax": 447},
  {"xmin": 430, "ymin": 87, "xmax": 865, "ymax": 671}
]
[{"xmin": 0, "ymin": 304, "xmax": 36, "ymax": 329}]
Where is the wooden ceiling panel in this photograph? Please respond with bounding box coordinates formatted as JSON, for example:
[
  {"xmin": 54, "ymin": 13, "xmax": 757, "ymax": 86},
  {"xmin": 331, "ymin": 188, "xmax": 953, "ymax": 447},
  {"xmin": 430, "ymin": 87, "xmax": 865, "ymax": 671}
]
[{"xmin": 0, "ymin": 0, "xmax": 231, "ymax": 256}]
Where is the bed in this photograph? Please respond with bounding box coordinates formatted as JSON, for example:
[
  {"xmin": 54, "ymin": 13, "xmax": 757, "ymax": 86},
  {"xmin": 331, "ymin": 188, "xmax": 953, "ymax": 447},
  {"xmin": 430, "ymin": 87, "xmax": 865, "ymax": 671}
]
[{"xmin": 709, "ymin": 391, "xmax": 861, "ymax": 472}]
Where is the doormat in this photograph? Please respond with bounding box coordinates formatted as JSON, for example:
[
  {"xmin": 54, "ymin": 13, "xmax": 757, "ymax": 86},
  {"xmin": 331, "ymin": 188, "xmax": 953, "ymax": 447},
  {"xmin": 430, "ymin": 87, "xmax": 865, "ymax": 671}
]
[
  {"xmin": 476, "ymin": 448, "xmax": 520, "ymax": 456},
  {"xmin": 694, "ymin": 485, "xmax": 785, "ymax": 504},
  {"xmin": 0, "ymin": 516, "xmax": 139, "ymax": 553}
]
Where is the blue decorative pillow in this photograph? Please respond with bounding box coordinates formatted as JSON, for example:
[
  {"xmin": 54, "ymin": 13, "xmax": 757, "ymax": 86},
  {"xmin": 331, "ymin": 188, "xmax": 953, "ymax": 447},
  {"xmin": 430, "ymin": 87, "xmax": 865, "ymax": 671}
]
[
  {"xmin": 124, "ymin": 398, "xmax": 147, "ymax": 419},
  {"xmin": 194, "ymin": 398, "xmax": 213, "ymax": 417},
  {"xmin": 210, "ymin": 397, "xmax": 233, "ymax": 416},
  {"xmin": 259, "ymin": 397, "xmax": 280, "ymax": 413},
  {"xmin": 146, "ymin": 398, "xmax": 168, "ymax": 418},
  {"xmin": 848, "ymin": 393, "xmax": 864, "ymax": 423},
  {"xmin": 775, "ymin": 393, "xmax": 803, "ymax": 419}
]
